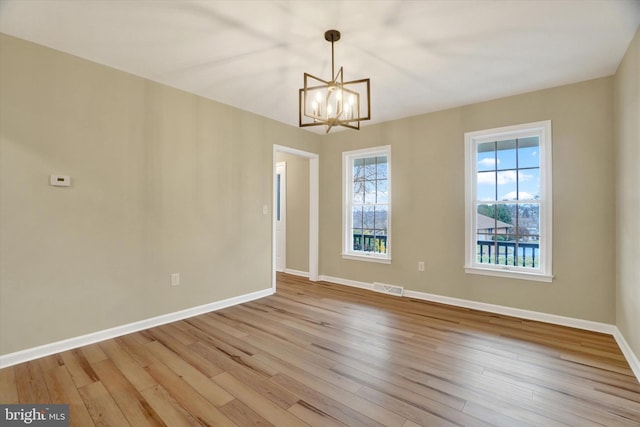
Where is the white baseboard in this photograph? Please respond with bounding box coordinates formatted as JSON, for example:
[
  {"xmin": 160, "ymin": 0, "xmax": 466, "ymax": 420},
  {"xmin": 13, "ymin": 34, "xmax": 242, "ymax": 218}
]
[
  {"xmin": 319, "ymin": 274, "xmax": 376, "ymax": 291},
  {"xmin": 403, "ymin": 289, "xmax": 615, "ymax": 335},
  {"xmin": 284, "ymin": 268, "xmax": 310, "ymax": 278},
  {"xmin": 0, "ymin": 288, "xmax": 273, "ymax": 369},
  {"xmin": 614, "ymin": 327, "xmax": 640, "ymax": 381},
  {"xmin": 319, "ymin": 274, "xmax": 640, "ymax": 383}
]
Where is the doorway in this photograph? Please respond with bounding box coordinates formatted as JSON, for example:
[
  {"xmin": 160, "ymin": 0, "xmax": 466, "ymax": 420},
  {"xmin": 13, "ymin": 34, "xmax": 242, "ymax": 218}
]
[{"xmin": 272, "ymin": 145, "xmax": 319, "ymax": 290}]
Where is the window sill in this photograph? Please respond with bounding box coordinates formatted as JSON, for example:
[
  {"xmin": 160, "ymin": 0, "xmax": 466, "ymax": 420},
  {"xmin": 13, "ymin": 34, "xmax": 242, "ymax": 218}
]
[
  {"xmin": 342, "ymin": 253, "xmax": 391, "ymax": 264},
  {"xmin": 464, "ymin": 266, "xmax": 553, "ymax": 283}
]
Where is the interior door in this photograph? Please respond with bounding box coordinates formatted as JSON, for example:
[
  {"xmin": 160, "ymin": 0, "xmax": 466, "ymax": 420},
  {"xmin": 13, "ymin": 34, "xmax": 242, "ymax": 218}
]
[{"xmin": 275, "ymin": 162, "xmax": 286, "ymax": 272}]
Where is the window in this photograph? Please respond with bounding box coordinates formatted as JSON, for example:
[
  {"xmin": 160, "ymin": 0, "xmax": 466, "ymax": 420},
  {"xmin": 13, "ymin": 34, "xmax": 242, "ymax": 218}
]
[
  {"xmin": 464, "ymin": 121, "xmax": 552, "ymax": 282},
  {"xmin": 343, "ymin": 146, "xmax": 391, "ymax": 263}
]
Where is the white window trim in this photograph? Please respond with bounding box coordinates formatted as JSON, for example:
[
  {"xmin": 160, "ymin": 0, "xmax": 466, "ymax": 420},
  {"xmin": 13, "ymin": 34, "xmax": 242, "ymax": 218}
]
[
  {"xmin": 464, "ymin": 121, "xmax": 553, "ymax": 282},
  {"xmin": 342, "ymin": 145, "xmax": 391, "ymax": 264}
]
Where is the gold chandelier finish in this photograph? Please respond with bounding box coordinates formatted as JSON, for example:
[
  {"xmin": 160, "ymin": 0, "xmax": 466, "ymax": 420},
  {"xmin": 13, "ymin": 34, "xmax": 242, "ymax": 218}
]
[{"xmin": 299, "ymin": 30, "xmax": 371, "ymax": 133}]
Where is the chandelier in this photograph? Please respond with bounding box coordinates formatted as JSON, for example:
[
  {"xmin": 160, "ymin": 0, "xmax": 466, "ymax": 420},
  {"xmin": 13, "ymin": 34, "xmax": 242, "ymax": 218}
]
[{"xmin": 299, "ymin": 30, "xmax": 371, "ymax": 133}]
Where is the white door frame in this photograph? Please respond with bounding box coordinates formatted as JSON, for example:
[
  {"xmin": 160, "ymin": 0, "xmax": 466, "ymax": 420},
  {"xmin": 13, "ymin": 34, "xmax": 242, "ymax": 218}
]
[{"xmin": 272, "ymin": 145, "xmax": 319, "ymax": 290}]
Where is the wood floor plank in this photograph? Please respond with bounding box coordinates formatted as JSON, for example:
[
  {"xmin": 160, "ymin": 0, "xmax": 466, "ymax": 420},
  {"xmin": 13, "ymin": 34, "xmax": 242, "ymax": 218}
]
[
  {"xmin": 91, "ymin": 359, "xmax": 165, "ymax": 427},
  {"xmin": 255, "ymin": 352, "xmax": 406, "ymax": 427},
  {"xmin": 78, "ymin": 381, "xmax": 130, "ymax": 427},
  {"xmin": 530, "ymin": 388, "xmax": 640, "ymax": 427},
  {"xmin": 243, "ymin": 300, "xmax": 372, "ymax": 351},
  {"xmin": 176, "ymin": 317, "xmax": 272, "ymax": 377},
  {"xmin": 37, "ymin": 353, "xmax": 65, "ymax": 372},
  {"xmin": 213, "ymin": 371, "xmax": 308, "ymax": 427},
  {"xmin": 212, "ymin": 307, "xmax": 313, "ymax": 356},
  {"xmin": 0, "ymin": 366, "xmax": 19, "ymax": 404},
  {"xmin": 157, "ymin": 323, "xmax": 198, "ymax": 346},
  {"xmin": 400, "ymin": 366, "xmax": 535, "ymax": 409},
  {"xmin": 238, "ymin": 319, "xmax": 338, "ymax": 370},
  {"xmin": 484, "ymin": 363, "xmax": 640, "ymax": 418},
  {"xmin": 143, "ymin": 340, "xmax": 233, "ymax": 407},
  {"xmin": 594, "ymin": 381, "xmax": 640, "ymax": 403},
  {"xmin": 194, "ymin": 313, "xmax": 250, "ymax": 339},
  {"xmin": 114, "ymin": 335, "xmax": 159, "ymax": 368},
  {"xmin": 60, "ymin": 349, "xmax": 99, "ymax": 388},
  {"xmin": 224, "ymin": 364, "xmax": 300, "ymax": 410},
  {"xmin": 270, "ymin": 372, "xmax": 387, "ymax": 427},
  {"xmin": 146, "ymin": 324, "xmax": 227, "ymax": 377},
  {"xmin": 2, "ymin": 272, "xmax": 638, "ymax": 427},
  {"xmin": 461, "ymin": 400, "xmax": 534, "ymax": 427},
  {"xmin": 218, "ymin": 398, "xmax": 274, "ymax": 427},
  {"xmin": 41, "ymin": 365, "xmax": 96, "ymax": 427},
  {"xmin": 15, "ymin": 361, "xmax": 51, "ymax": 403},
  {"xmin": 145, "ymin": 362, "xmax": 235, "ymax": 427},
  {"xmin": 408, "ymin": 369, "xmax": 571, "ymax": 427},
  {"xmin": 139, "ymin": 384, "xmax": 202, "ymax": 427},
  {"xmin": 287, "ymin": 400, "xmax": 348, "ymax": 427},
  {"xmin": 330, "ymin": 355, "xmax": 468, "ymax": 412},
  {"xmin": 338, "ymin": 364, "xmax": 493, "ymax": 426},
  {"xmin": 355, "ymin": 385, "xmax": 463, "ymax": 427},
  {"xmin": 81, "ymin": 343, "xmax": 109, "ymax": 365},
  {"xmin": 98, "ymin": 339, "xmax": 156, "ymax": 392},
  {"xmin": 254, "ymin": 348, "xmax": 362, "ymax": 394},
  {"xmin": 560, "ymin": 350, "xmax": 634, "ymax": 375}
]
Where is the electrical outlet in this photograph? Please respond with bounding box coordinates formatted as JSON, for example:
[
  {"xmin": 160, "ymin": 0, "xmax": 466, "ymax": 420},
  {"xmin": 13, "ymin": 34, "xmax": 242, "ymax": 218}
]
[
  {"xmin": 418, "ymin": 261, "xmax": 425, "ymax": 272},
  {"xmin": 171, "ymin": 273, "xmax": 180, "ymax": 287}
]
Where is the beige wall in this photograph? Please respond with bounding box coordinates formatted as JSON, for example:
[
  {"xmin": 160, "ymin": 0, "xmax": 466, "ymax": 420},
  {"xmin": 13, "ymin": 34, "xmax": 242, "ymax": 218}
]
[
  {"xmin": 614, "ymin": 27, "xmax": 640, "ymax": 359},
  {"xmin": 276, "ymin": 153, "xmax": 310, "ymax": 273},
  {"xmin": 0, "ymin": 34, "xmax": 319, "ymax": 355},
  {"xmin": 320, "ymin": 77, "xmax": 616, "ymax": 324}
]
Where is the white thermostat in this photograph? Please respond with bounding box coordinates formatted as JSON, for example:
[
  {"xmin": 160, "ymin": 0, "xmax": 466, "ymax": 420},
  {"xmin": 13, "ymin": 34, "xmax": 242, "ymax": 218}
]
[{"xmin": 50, "ymin": 175, "xmax": 71, "ymax": 187}]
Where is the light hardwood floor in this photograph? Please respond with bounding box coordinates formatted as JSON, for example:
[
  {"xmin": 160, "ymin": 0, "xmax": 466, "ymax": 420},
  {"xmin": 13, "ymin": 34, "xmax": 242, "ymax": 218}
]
[{"xmin": 1, "ymin": 273, "xmax": 639, "ymax": 426}]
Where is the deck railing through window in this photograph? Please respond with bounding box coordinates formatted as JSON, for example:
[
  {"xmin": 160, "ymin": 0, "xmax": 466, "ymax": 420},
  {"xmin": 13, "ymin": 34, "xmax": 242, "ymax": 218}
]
[
  {"xmin": 353, "ymin": 233, "xmax": 387, "ymax": 253},
  {"xmin": 476, "ymin": 240, "xmax": 539, "ymax": 268}
]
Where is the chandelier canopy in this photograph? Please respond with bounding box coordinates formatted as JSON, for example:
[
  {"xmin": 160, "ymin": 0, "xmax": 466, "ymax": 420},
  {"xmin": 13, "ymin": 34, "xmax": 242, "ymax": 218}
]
[{"xmin": 299, "ymin": 30, "xmax": 371, "ymax": 133}]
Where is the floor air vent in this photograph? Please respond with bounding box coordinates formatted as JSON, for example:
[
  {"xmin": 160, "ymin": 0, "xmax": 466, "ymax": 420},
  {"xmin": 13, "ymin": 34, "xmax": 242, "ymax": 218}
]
[{"xmin": 372, "ymin": 282, "xmax": 404, "ymax": 297}]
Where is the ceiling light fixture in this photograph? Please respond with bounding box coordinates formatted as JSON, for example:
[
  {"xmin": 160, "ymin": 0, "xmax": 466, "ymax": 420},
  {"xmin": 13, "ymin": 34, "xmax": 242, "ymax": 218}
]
[{"xmin": 299, "ymin": 30, "xmax": 370, "ymax": 133}]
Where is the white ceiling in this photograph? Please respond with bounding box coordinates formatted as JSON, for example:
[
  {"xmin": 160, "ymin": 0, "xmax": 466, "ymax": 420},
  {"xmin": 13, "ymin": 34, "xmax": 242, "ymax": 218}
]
[{"xmin": 1, "ymin": 0, "xmax": 638, "ymax": 133}]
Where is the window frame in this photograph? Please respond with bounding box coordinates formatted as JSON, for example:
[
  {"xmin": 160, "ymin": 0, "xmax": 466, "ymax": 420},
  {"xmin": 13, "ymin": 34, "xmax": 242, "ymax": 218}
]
[
  {"xmin": 342, "ymin": 145, "xmax": 392, "ymax": 264},
  {"xmin": 464, "ymin": 121, "xmax": 553, "ymax": 282}
]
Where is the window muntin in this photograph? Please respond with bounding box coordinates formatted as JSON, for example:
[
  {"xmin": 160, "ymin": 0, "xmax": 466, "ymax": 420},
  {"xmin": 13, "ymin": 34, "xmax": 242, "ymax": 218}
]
[
  {"xmin": 343, "ymin": 146, "xmax": 391, "ymax": 263},
  {"xmin": 465, "ymin": 122, "xmax": 552, "ymax": 281}
]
